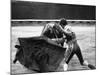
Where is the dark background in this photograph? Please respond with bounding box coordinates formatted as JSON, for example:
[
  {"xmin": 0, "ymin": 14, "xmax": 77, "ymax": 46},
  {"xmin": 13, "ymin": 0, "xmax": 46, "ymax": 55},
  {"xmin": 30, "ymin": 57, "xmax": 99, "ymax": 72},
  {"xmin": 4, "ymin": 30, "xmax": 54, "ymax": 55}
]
[{"xmin": 11, "ymin": 1, "xmax": 96, "ymax": 20}]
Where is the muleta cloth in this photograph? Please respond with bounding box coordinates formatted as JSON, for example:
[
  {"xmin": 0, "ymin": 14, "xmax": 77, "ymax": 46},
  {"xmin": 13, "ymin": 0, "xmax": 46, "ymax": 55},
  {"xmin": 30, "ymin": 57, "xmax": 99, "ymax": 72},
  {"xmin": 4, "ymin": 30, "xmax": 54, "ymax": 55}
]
[{"xmin": 15, "ymin": 36, "xmax": 66, "ymax": 72}]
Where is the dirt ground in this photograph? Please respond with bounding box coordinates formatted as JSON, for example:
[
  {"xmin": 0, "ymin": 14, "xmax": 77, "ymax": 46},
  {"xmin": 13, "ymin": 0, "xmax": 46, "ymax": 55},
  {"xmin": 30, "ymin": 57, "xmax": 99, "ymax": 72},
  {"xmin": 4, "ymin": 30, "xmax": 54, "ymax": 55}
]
[{"xmin": 11, "ymin": 25, "xmax": 96, "ymax": 74}]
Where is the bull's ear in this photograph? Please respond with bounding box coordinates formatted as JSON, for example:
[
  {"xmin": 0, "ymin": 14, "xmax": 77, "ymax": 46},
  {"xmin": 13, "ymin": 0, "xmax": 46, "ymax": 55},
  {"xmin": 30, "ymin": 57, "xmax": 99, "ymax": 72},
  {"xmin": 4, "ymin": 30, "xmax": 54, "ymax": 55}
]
[{"xmin": 15, "ymin": 45, "xmax": 21, "ymax": 49}]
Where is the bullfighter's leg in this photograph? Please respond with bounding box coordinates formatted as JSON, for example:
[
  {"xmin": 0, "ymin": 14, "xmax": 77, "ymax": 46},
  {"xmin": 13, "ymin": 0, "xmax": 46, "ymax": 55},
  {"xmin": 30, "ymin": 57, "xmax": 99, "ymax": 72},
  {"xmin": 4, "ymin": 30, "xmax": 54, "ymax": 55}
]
[{"xmin": 75, "ymin": 44, "xmax": 96, "ymax": 69}]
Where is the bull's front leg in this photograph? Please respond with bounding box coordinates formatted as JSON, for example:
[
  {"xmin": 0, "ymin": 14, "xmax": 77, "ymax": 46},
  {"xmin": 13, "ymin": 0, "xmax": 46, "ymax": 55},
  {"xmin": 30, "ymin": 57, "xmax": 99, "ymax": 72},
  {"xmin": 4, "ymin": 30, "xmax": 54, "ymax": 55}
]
[{"xmin": 13, "ymin": 45, "xmax": 22, "ymax": 64}]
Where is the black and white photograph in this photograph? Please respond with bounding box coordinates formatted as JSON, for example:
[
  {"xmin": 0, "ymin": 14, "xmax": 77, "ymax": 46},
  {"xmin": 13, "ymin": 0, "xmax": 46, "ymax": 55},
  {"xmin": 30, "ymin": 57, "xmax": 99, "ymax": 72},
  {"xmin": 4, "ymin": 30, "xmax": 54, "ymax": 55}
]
[{"xmin": 11, "ymin": 0, "xmax": 96, "ymax": 74}]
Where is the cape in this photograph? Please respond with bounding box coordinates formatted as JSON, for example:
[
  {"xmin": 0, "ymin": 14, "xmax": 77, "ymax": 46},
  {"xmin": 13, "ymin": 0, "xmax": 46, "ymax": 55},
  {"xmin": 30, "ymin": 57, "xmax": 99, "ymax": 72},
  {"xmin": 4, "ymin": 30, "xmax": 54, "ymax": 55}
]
[{"xmin": 15, "ymin": 36, "xmax": 66, "ymax": 72}]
